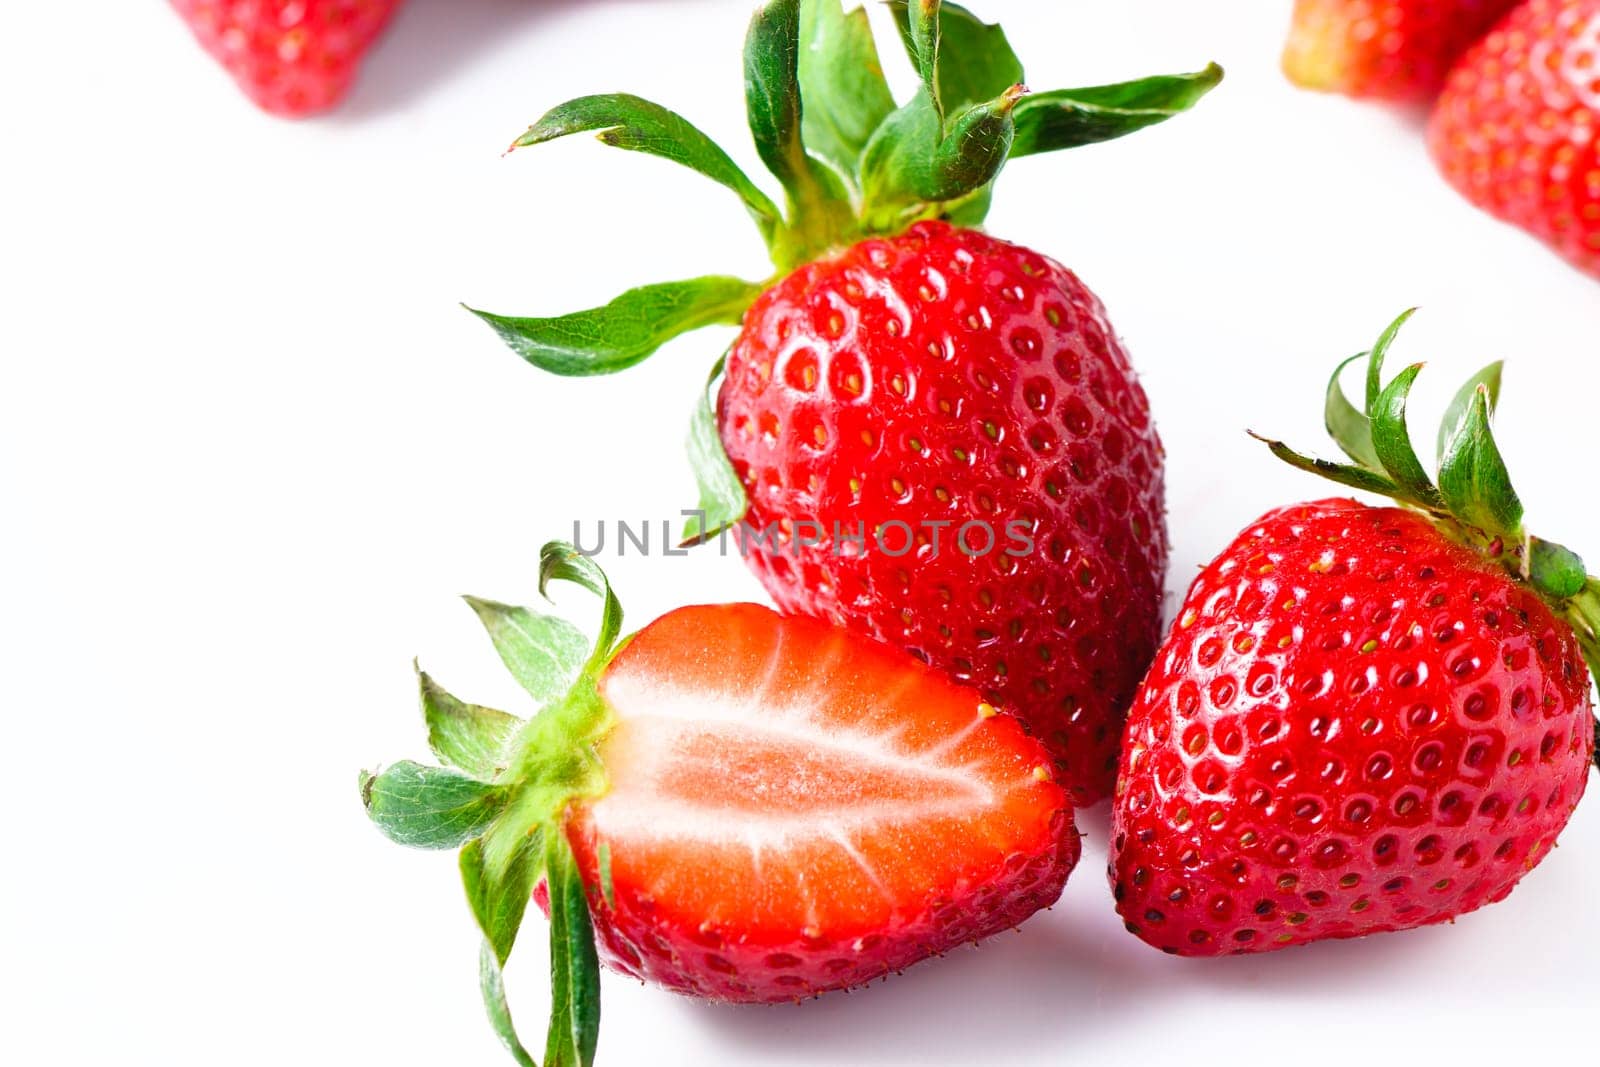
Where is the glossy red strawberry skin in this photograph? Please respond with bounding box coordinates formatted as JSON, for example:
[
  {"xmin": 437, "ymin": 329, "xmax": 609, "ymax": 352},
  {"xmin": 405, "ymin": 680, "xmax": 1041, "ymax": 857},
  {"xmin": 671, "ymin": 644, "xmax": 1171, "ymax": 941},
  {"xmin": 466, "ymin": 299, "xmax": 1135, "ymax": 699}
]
[
  {"xmin": 1282, "ymin": 0, "xmax": 1519, "ymax": 101},
  {"xmin": 171, "ymin": 0, "xmax": 400, "ymax": 116},
  {"xmin": 718, "ymin": 221, "xmax": 1167, "ymax": 806},
  {"xmin": 558, "ymin": 603, "xmax": 1079, "ymax": 1002},
  {"xmin": 565, "ymin": 821, "xmax": 1074, "ymax": 1003},
  {"xmin": 1110, "ymin": 498, "xmax": 1593, "ymax": 956},
  {"xmin": 1428, "ymin": 0, "xmax": 1600, "ymax": 276}
]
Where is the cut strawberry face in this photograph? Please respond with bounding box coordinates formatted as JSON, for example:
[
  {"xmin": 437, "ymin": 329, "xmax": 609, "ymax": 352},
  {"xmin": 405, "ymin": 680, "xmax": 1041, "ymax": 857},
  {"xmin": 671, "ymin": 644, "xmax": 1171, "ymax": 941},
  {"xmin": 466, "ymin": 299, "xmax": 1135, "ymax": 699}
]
[
  {"xmin": 361, "ymin": 547, "xmax": 1077, "ymax": 1061},
  {"xmin": 573, "ymin": 604, "xmax": 1075, "ymax": 1000}
]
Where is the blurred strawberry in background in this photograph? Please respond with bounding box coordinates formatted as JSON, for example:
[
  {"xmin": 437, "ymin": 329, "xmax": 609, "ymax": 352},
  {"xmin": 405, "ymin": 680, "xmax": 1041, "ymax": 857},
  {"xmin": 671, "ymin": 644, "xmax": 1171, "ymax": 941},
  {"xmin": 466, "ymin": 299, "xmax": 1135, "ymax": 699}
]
[
  {"xmin": 1429, "ymin": 0, "xmax": 1600, "ymax": 276},
  {"xmin": 1282, "ymin": 0, "xmax": 1519, "ymax": 101},
  {"xmin": 1283, "ymin": 0, "xmax": 1600, "ymax": 280},
  {"xmin": 171, "ymin": 0, "xmax": 401, "ymax": 116}
]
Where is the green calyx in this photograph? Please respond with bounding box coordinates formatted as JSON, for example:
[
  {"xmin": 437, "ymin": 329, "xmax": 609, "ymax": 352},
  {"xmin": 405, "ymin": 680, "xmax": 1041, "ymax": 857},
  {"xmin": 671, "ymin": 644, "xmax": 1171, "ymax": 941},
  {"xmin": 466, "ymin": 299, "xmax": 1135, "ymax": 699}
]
[
  {"xmin": 488, "ymin": 0, "xmax": 1219, "ymax": 275},
  {"xmin": 1253, "ymin": 311, "xmax": 1600, "ymax": 735},
  {"xmin": 465, "ymin": 1, "xmax": 1220, "ymax": 543},
  {"xmin": 360, "ymin": 543, "xmax": 623, "ymax": 1067}
]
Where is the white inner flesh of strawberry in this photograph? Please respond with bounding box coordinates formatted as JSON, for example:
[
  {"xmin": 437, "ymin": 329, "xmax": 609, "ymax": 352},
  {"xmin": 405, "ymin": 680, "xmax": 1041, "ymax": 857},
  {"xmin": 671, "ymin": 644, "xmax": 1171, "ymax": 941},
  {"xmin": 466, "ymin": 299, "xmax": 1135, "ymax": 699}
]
[{"xmin": 589, "ymin": 672, "xmax": 998, "ymax": 844}]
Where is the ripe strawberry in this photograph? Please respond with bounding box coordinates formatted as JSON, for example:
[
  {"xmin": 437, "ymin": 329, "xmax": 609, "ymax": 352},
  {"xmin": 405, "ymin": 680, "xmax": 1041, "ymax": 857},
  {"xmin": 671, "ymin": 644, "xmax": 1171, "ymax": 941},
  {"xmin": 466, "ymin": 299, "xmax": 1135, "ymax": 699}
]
[
  {"xmin": 1110, "ymin": 312, "xmax": 1598, "ymax": 956},
  {"xmin": 1428, "ymin": 0, "xmax": 1600, "ymax": 277},
  {"xmin": 362, "ymin": 544, "xmax": 1077, "ymax": 1062},
  {"xmin": 170, "ymin": 0, "xmax": 400, "ymax": 117},
  {"xmin": 570, "ymin": 600, "xmax": 1076, "ymax": 1000},
  {"xmin": 469, "ymin": 1, "xmax": 1220, "ymax": 804},
  {"xmin": 1282, "ymin": 0, "xmax": 1519, "ymax": 102}
]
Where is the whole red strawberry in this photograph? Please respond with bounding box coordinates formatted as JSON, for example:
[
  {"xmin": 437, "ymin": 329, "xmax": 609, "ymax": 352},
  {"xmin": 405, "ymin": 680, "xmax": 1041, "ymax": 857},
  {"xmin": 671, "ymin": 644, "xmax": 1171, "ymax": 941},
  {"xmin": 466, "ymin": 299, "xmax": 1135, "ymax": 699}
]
[
  {"xmin": 1429, "ymin": 0, "xmax": 1600, "ymax": 276},
  {"xmin": 363, "ymin": 544, "xmax": 1076, "ymax": 1062},
  {"xmin": 171, "ymin": 0, "xmax": 400, "ymax": 116},
  {"xmin": 470, "ymin": 0, "xmax": 1220, "ymax": 804},
  {"xmin": 1111, "ymin": 312, "xmax": 1597, "ymax": 956},
  {"xmin": 1282, "ymin": 0, "xmax": 1519, "ymax": 102}
]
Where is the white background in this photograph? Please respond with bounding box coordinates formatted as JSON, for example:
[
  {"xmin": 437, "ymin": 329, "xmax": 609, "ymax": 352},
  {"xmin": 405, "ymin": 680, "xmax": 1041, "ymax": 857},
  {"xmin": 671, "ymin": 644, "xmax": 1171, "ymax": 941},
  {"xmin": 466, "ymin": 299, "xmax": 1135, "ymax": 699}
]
[{"xmin": 5, "ymin": 1, "xmax": 1598, "ymax": 1064}]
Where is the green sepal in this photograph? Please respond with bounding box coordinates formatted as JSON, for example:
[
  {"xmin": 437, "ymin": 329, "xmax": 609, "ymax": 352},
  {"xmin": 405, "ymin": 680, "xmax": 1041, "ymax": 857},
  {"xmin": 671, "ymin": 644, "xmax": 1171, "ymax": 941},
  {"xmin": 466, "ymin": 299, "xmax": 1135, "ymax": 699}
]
[
  {"xmin": 360, "ymin": 763, "xmax": 506, "ymax": 850},
  {"xmin": 1437, "ymin": 384, "xmax": 1523, "ymax": 539},
  {"xmin": 1370, "ymin": 363, "xmax": 1444, "ymax": 508},
  {"xmin": 1009, "ymin": 64, "xmax": 1223, "ymax": 157},
  {"xmin": 539, "ymin": 542, "xmax": 624, "ymax": 670},
  {"xmin": 745, "ymin": 1, "xmax": 857, "ymax": 267},
  {"xmin": 363, "ymin": 545, "xmax": 629, "ymax": 1067},
  {"xmin": 798, "ymin": 0, "xmax": 896, "ymax": 190},
  {"xmin": 745, "ymin": 0, "xmax": 807, "ymax": 188},
  {"xmin": 483, "ymin": 1, "xmax": 1218, "ymax": 332},
  {"xmin": 543, "ymin": 829, "xmax": 602, "ymax": 1067},
  {"xmin": 860, "ymin": 84, "xmax": 1022, "ymax": 221},
  {"xmin": 1325, "ymin": 351, "xmax": 1380, "ymax": 469},
  {"xmin": 1247, "ymin": 432, "xmax": 1402, "ymax": 496},
  {"xmin": 1365, "ymin": 308, "xmax": 1416, "ymax": 411},
  {"xmin": 1530, "ymin": 538, "xmax": 1589, "ymax": 601},
  {"xmin": 513, "ymin": 94, "xmax": 781, "ymax": 239},
  {"xmin": 419, "ymin": 665, "xmax": 520, "ymax": 780},
  {"xmin": 901, "ymin": 0, "xmax": 945, "ymax": 121},
  {"xmin": 479, "ymin": 941, "xmax": 537, "ymax": 1067},
  {"xmin": 463, "ymin": 596, "xmax": 590, "ymax": 707},
  {"xmin": 461, "ymin": 829, "xmax": 543, "ymax": 967},
  {"xmin": 859, "ymin": 93, "xmax": 940, "ymax": 221},
  {"xmin": 928, "ymin": 87, "xmax": 1025, "ymax": 199},
  {"xmin": 863, "ymin": 6, "xmax": 1214, "ymax": 225},
  {"xmin": 890, "ymin": 1, "xmax": 1023, "ymax": 116},
  {"xmin": 1263, "ymin": 312, "xmax": 1600, "ymax": 713},
  {"xmin": 682, "ymin": 354, "xmax": 749, "ymax": 545},
  {"xmin": 862, "ymin": 2, "xmax": 1022, "ymax": 220},
  {"xmin": 467, "ymin": 277, "xmax": 763, "ymax": 378},
  {"xmin": 1437, "ymin": 360, "xmax": 1503, "ymax": 465}
]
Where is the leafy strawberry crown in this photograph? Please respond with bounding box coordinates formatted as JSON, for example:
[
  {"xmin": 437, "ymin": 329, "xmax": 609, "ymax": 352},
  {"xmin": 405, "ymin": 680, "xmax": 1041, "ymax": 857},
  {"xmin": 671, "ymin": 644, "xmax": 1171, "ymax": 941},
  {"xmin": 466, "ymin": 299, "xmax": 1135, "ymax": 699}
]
[
  {"xmin": 466, "ymin": 0, "xmax": 1219, "ymax": 540},
  {"xmin": 360, "ymin": 543, "xmax": 625, "ymax": 1067},
  {"xmin": 1254, "ymin": 310, "xmax": 1600, "ymax": 753}
]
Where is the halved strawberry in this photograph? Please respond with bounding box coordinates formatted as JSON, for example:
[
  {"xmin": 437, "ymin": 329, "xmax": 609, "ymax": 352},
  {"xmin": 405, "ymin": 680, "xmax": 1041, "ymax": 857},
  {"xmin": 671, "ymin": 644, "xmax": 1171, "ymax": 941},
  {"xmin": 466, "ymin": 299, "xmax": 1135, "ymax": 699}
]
[
  {"xmin": 575, "ymin": 601, "xmax": 1074, "ymax": 999},
  {"xmin": 361, "ymin": 545, "xmax": 1076, "ymax": 1063}
]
